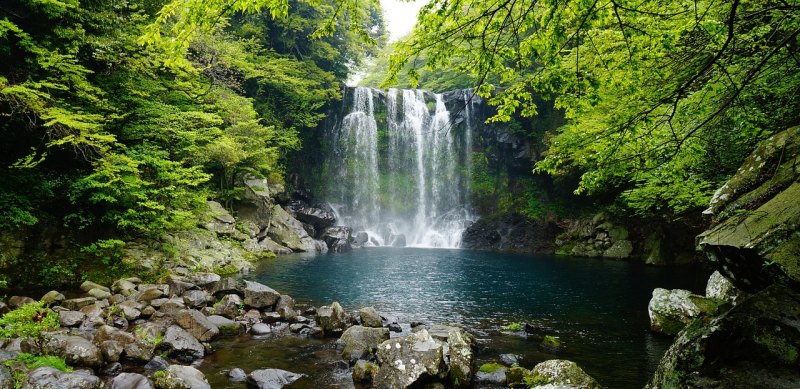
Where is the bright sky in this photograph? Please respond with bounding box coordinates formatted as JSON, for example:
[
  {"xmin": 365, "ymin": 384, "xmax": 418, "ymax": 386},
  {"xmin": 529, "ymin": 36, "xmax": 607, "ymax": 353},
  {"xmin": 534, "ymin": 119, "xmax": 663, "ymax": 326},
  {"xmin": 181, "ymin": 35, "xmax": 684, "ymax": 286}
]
[{"xmin": 381, "ymin": 0, "xmax": 427, "ymax": 42}]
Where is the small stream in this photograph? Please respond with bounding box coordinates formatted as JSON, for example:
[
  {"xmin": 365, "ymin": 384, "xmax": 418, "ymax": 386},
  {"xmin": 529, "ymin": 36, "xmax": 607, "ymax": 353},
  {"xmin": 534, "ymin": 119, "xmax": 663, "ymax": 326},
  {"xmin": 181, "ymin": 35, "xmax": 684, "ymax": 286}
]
[{"xmin": 199, "ymin": 248, "xmax": 708, "ymax": 388}]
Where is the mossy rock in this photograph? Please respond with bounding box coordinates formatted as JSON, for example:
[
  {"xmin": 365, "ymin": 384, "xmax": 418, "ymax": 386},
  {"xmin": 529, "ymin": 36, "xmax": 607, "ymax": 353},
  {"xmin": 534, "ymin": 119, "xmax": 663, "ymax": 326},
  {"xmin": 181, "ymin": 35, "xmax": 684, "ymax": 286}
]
[{"xmin": 478, "ymin": 362, "xmax": 504, "ymax": 373}]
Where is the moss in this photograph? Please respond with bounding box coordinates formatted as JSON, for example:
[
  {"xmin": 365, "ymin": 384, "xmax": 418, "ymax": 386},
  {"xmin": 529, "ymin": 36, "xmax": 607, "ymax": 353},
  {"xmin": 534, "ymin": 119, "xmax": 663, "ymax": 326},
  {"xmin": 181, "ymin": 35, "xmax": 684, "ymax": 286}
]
[
  {"xmin": 542, "ymin": 335, "xmax": 561, "ymax": 348},
  {"xmin": 501, "ymin": 322, "xmax": 523, "ymax": 331},
  {"xmin": 754, "ymin": 332, "xmax": 799, "ymax": 364},
  {"xmin": 523, "ymin": 372, "xmax": 550, "ymax": 387},
  {"xmin": 479, "ymin": 362, "xmax": 504, "ymax": 373},
  {"xmin": 506, "ymin": 366, "xmax": 529, "ymax": 387}
]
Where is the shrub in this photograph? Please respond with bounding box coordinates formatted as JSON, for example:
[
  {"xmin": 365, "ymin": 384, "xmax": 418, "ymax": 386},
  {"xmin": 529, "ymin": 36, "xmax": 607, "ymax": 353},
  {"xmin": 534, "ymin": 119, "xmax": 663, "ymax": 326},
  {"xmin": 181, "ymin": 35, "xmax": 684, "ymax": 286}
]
[{"xmin": 0, "ymin": 301, "xmax": 59, "ymax": 350}]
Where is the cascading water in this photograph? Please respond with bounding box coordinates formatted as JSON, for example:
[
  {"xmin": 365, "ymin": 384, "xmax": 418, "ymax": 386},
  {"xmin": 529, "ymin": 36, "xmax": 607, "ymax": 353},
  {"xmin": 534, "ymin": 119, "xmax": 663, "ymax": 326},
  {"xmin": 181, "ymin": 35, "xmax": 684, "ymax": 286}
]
[{"xmin": 324, "ymin": 87, "xmax": 476, "ymax": 248}]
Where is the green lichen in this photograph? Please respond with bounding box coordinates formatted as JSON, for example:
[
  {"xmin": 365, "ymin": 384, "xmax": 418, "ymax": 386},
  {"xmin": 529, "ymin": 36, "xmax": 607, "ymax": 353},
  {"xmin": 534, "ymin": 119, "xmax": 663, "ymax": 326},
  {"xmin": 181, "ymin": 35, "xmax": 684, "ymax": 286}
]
[
  {"xmin": 754, "ymin": 332, "xmax": 799, "ymax": 364},
  {"xmin": 542, "ymin": 335, "xmax": 561, "ymax": 348},
  {"xmin": 479, "ymin": 362, "xmax": 504, "ymax": 373},
  {"xmin": 501, "ymin": 322, "xmax": 523, "ymax": 331}
]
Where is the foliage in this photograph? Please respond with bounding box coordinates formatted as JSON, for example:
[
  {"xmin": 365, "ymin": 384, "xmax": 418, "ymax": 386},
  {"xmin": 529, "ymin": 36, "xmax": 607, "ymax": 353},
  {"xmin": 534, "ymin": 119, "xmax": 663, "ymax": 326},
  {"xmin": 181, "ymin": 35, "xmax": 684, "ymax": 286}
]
[
  {"xmin": 4, "ymin": 353, "xmax": 71, "ymax": 372},
  {"xmin": 501, "ymin": 322, "xmax": 523, "ymax": 331},
  {"xmin": 388, "ymin": 0, "xmax": 800, "ymax": 218},
  {"xmin": 0, "ymin": 301, "xmax": 59, "ymax": 349}
]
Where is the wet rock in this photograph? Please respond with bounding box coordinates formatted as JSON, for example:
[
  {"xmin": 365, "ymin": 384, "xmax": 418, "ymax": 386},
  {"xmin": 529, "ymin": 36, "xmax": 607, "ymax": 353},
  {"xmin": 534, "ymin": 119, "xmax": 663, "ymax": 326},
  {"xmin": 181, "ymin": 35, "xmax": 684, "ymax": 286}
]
[
  {"xmin": 144, "ymin": 356, "xmax": 169, "ymax": 371},
  {"xmin": 111, "ymin": 372, "xmax": 154, "ymax": 389},
  {"xmin": 214, "ymin": 294, "xmax": 243, "ymax": 318},
  {"xmin": 22, "ymin": 367, "xmax": 101, "ymax": 389},
  {"xmin": 228, "ymin": 368, "xmax": 247, "ymax": 382},
  {"xmin": 207, "ymin": 315, "xmax": 242, "ymax": 335},
  {"xmin": 81, "ymin": 281, "xmax": 109, "ymax": 293},
  {"xmin": 100, "ymin": 340, "xmax": 124, "ymax": 362},
  {"xmin": 176, "ymin": 309, "xmax": 219, "ymax": 342},
  {"xmin": 99, "ymin": 362, "xmax": 122, "ymax": 377},
  {"xmin": 528, "ymin": 360, "xmax": 600, "ymax": 388},
  {"xmin": 648, "ymin": 284, "xmax": 800, "ymax": 388},
  {"xmin": 293, "ymin": 206, "xmax": 336, "ymax": 231},
  {"xmin": 250, "ymin": 323, "xmax": 271, "ymax": 335},
  {"xmin": 338, "ymin": 325, "xmax": 390, "ymax": 361},
  {"xmin": 321, "ymin": 226, "xmax": 352, "ymax": 252},
  {"xmin": 648, "ymin": 288, "xmax": 720, "ymax": 335},
  {"xmin": 475, "ymin": 363, "xmax": 506, "ymax": 385},
  {"xmin": 358, "ymin": 307, "xmax": 382, "ymax": 328},
  {"xmin": 352, "ymin": 360, "xmax": 379, "ymax": 385},
  {"xmin": 429, "ymin": 325, "xmax": 475, "ymax": 387},
  {"xmin": 59, "ymin": 311, "xmax": 86, "ymax": 327},
  {"xmin": 243, "ymin": 281, "xmax": 280, "ymax": 309},
  {"xmin": 316, "ymin": 302, "xmax": 348, "ymax": 336},
  {"xmin": 375, "ymin": 330, "xmax": 447, "ymax": 388},
  {"xmin": 246, "ymin": 368, "xmax": 306, "ymax": 389},
  {"xmin": 159, "ymin": 326, "xmax": 204, "ymax": 362},
  {"xmin": 42, "ymin": 335, "xmax": 103, "ymax": 368},
  {"xmin": 62, "ymin": 297, "xmax": 96, "ymax": 311},
  {"xmin": 40, "ymin": 291, "xmax": 65, "ymax": 306},
  {"xmin": 153, "ymin": 365, "xmax": 210, "ymax": 389},
  {"xmin": 500, "ymin": 353, "xmax": 521, "ymax": 366},
  {"xmin": 262, "ymin": 312, "xmax": 281, "ymax": 324},
  {"xmin": 242, "ymin": 309, "xmax": 262, "ymax": 325},
  {"xmin": 275, "ymin": 295, "xmax": 296, "ymax": 321}
]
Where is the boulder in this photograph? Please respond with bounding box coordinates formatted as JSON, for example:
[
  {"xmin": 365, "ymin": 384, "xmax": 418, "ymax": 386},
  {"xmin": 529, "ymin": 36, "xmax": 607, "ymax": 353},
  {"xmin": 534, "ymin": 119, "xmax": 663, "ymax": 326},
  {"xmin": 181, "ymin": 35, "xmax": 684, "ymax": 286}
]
[
  {"xmin": 321, "ymin": 226, "xmax": 352, "ymax": 252},
  {"xmin": 42, "ymin": 335, "xmax": 103, "ymax": 368},
  {"xmin": 699, "ymin": 126, "xmax": 800, "ymax": 291},
  {"xmin": 204, "ymin": 201, "xmax": 236, "ymax": 236},
  {"xmin": 182, "ymin": 290, "xmax": 208, "ymax": 308},
  {"xmin": 88, "ymin": 288, "xmax": 112, "ymax": 300},
  {"xmin": 159, "ymin": 326, "xmax": 204, "ymax": 362},
  {"xmin": 210, "ymin": 277, "xmax": 244, "ymax": 296},
  {"xmin": 62, "ymin": 297, "xmax": 96, "ymax": 311},
  {"xmin": 475, "ymin": 363, "xmax": 506, "ymax": 385},
  {"xmin": 648, "ymin": 288, "xmax": 720, "ymax": 335},
  {"xmin": 648, "ymin": 284, "xmax": 800, "ymax": 388},
  {"xmin": 528, "ymin": 360, "xmax": 600, "ymax": 388},
  {"xmin": 428, "ymin": 325, "xmax": 476, "ymax": 387},
  {"xmin": 153, "ymin": 365, "xmax": 210, "ymax": 389},
  {"xmin": 293, "ymin": 206, "xmax": 336, "ymax": 230},
  {"xmin": 338, "ymin": 325, "xmax": 390, "ymax": 361},
  {"xmin": 40, "ymin": 291, "xmax": 65, "ymax": 306},
  {"xmin": 358, "ymin": 307, "xmax": 383, "ymax": 328},
  {"xmin": 267, "ymin": 205, "xmax": 320, "ymax": 252},
  {"xmin": 250, "ymin": 323, "xmax": 271, "ymax": 335},
  {"xmin": 207, "ymin": 315, "xmax": 242, "ymax": 335},
  {"xmin": 176, "ymin": 309, "xmax": 219, "ymax": 342},
  {"xmin": 352, "ymin": 360, "xmax": 379, "ymax": 385},
  {"xmin": 275, "ymin": 295, "xmax": 296, "ymax": 321},
  {"xmin": 80, "ymin": 281, "xmax": 109, "ymax": 293},
  {"xmin": 228, "ymin": 368, "xmax": 247, "ymax": 382},
  {"xmin": 243, "ymin": 281, "xmax": 280, "ymax": 309},
  {"xmin": 706, "ymin": 270, "xmax": 746, "ymax": 305},
  {"xmin": 112, "ymin": 279, "xmax": 137, "ymax": 296},
  {"xmin": 246, "ymin": 368, "xmax": 306, "ymax": 389},
  {"xmin": 22, "ymin": 367, "xmax": 101, "ymax": 389},
  {"xmin": 59, "ymin": 311, "xmax": 86, "ymax": 327},
  {"xmin": 100, "ymin": 340, "xmax": 124, "ymax": 362},
  {"xmin": 0, "ymin": 365, "xmax": 11, "ymax": 389},
  {"xmin": 111, "ymin": 373, "xmax": 154, "ymax": 389},
  {"xmin": 316, "ymin": 302, "xmax": 348, "ymax": 336},
  {"xmin": 374, "ymin": 330, "xmax": 447, "ymax": 388},
  {"xmin": 144, "ymin": 356, "xmax": 169, "ymax": 372},
  {"xmin": 214, "ymin": 294, "xmax": 243, "ymax": 318}
]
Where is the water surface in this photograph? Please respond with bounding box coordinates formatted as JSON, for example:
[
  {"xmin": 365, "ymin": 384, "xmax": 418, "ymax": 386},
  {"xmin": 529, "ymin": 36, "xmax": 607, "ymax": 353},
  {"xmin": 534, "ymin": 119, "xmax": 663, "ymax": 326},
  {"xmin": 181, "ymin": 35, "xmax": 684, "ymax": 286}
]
[{"xmin": 203, "ymin": 248, "xmax": 707, "ymax": 388}]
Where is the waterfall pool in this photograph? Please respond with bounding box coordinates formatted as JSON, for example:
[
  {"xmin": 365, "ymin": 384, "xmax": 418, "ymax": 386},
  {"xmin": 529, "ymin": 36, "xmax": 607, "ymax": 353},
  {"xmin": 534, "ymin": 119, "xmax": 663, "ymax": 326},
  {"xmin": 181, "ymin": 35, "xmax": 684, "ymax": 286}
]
[{"xmin": 199, "ymin": 248, "xmax": 707, "ymax": 388}]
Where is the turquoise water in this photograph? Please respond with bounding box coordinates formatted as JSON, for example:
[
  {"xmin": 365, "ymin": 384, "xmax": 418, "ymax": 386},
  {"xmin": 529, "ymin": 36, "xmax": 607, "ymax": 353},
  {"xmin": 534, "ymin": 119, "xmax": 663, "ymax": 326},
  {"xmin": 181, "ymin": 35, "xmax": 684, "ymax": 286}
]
[{"xmin": 206, "ymin": 248, "xmax": 707, "ymax": 388}]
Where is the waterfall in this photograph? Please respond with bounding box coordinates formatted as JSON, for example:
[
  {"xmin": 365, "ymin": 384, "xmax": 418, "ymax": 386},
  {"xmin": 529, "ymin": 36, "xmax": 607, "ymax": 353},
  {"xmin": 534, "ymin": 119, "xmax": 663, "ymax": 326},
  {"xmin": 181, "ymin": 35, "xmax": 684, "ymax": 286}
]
[{"xmin": 323, "ymin": 87, "xmax": 475, "ymax": 248}]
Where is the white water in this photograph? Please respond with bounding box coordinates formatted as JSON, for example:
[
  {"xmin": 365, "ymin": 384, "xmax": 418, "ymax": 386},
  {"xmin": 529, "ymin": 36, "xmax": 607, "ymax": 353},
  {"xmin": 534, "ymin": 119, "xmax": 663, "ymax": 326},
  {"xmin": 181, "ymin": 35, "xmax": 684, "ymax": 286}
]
[{"xmin": 325, "ymin": 87, "xmax": 475, "ymax": 248}]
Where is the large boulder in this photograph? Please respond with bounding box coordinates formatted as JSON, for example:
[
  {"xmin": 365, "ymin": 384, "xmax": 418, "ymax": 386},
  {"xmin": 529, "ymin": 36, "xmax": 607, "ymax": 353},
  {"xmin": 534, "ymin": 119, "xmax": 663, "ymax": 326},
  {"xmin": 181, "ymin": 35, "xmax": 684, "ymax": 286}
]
[
  {"xmin": 338, "ymin": 325, "xmax": 390, "ymax": 361},
  {"xmin": 292, "ymin": 206, "xmax": 336, "ymax": 231},
  {"xmin": 648, "ymin": 284, "xmax": 800, "ymax": 388},
  {"xmin": 158, "ymin": 326, "xmax": 204, "ymax": 362},
  {"xmin": 706, "ymin": 270, "xmax": 746, "ymax": 304},
  {"xmin": 528, "ymin": 360, "xmax": 601, "ymax": 389},
  {"xmin": 316, "ymin": 302, "xmax": 348, "ymax": 336},
  {"xmin": 41, "ymin": 335, "xmax": 103, "ymax": 368},
  {"xmin": 321, "ymin": 226, "xmax": 352, "ymax": 252},
  {"xmin": 358, "ymin": 307, "xmax": 383, "ymax": 328},
  {"xmin": 267, "ymin": 205, "xmax": 320, "ymax": 252},
  {"xmin": 245, "ymin": 369, "xmax": 306, "ymax": 389},
  {"xmin": 698, "ymin": 126, "xmax": 800, "ymax": 291},
  {"xmin": 374, "ymin": 330, "xmax": 447, "ymax": 388},
  {"xmin": 22, "ymin": 367, "xmax": 101, "ymax": 389},
  {"xmin": 176, "ymin": 309, "xmax": 219, "ymax": 342},
  {"xmin": 153, "ymin": 365, "xmax": 210, "ymax": 389},
  {"xmin": 648, "ymin": 288, "xmax": 720, "ymax": 335},
  {"xmin": 203, "ymin": 201, "xmax": 236, "ymax": 236},
  {"xmin": 111, "ymin": 373, "xmax": 154, "ymax": 389},
  {"xmin": 427, "ymin": 325, "xmax": 476, "ymax": 388},
  {"xmin": 243, "ymin": 281, "xmax": 280, "ymax": 309}
]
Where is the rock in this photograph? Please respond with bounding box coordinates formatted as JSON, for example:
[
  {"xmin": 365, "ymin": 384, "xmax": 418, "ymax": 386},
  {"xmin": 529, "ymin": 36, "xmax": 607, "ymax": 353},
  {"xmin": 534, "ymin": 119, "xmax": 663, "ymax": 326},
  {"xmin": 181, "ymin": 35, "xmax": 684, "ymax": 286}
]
[
  {"xmin": 228, "ymin": 368, "xmax": 247, "ymax": 382},
  {"xmin": 136, "ymin": 288, "xmax": 165, "ymax": 303},
  {"xmin": 214, "ymin": 294, "xmax": 243, "ymax": 318},
  {"xmin": 275, "ymin": 295, "xmax": 296, "ymax": 321},
  {"xmin": 699, "ymin": 126, "xmax": 800, "ymax": 290},
  {"xmin": 176, "ymin": 309, "xmax": 219, "ymax": 342},
  {"xmin": 358, "ymin": 307, "xmax": 382, "ymax": 328},
  {"xmin": 267, "ymin": 205, "xmax": 320, "ymax": 252},
  {"xmin": 210, "ymin": 277, "xmax": 244, "ymax": 296},
  {"xmin": 338, "ymin": 325, "xmax": 390, "ymax": 361},
  {"xmin": 153, "ymin": 365, "xmax": 210, "ymax": 389},
  {"xmin": 321, "ymin": 226, "xmax": 352, "ymax": 252},
  {"xmin": 602, "ymin": 239, "xmax": 633, "ymax": 259},
  {"xmin": 245, "ymin": 368, "xmax": 306, "ymax": 389},
  {"xmin": 186, "ymin": 273, "xmax": 220, "ymax": 289},
  {"xmin": 705, "ymin": 270, "xmax": 745, "ymax": 304},
  {"xmin": 375, "ymin": 330, "xmax": 447, "ymax": 388},
  {"xmin": 182, "ymin": 290, "xmax": 208, "ymax": 308},
  {"xmin": 262, "ymin": 312, "xmax": 281, "ymax": 324},
  {"xmin": 40, "ymin": 291, "xmax": 65, "ymax": 306},
  {"xmin": 648, "ymin": 288, "xmax": 720, "ymax": 335},
  {"xmin": 352, "ymin": 360, "xmax": 379, "ymax": 385},
  {"xmin": 159, "ymin": 326, "xmax": 204, "ymax": 362},
  {"xmin": 159, "ymin": 298, "xmax": 186, "ymax": 316},
  {"xmin": 120, "ymin": 305, "xmax": 141, "ymax": 321},
  {"xmin": 243, "ymin": 281, "xmax": 280, "ymax": 309},
  {"xmin": 250, "ymin": 323, "xmax": 271, "ymax": 335},
  {"xmin": 88, "ymin": 288, "xmax": 112, "ymax": 300},
  {"xmin": 207, "ymin": 315, "xmax": 242, "ymax": 335},
  {"xmin": 435, "ymin": 325, "xmax": 475, "ymax": 387},
  {"xmin": 59, "ymin": 311, "xmax": 86, "ymax": 327},
  {"xmin": 81, "ymin": 281, "xmax": 109, "ymax": 293},
  {"xmin": 144, "ymin": 356, "xmax": 169, "ymax": 371},
  {"xmin": 475, "ymin": 363, "xmax": 506, "ymax": 385},
  {"xmin": 42, "ymin": 335, "xmax": 103, "ymax": 368},
  {"xmin": 316, "ymin": 301, "xmax": 348, "ymax": 336},
  {"xmin": 8, "ymin": 296, "xmax": 34, "ymax": 308},
  {"xmin": 500, "ymin": 353, "xmax": 521, "ymax": 366},
  {"xmin": 22, "ymin": 367, "xmax": 101, "ymax": 389},
  {"xmin": 293, "ymin": 206, "xmax": 336, "ymax": 231},
  {"xmin": 204, "ymin": 201, "xmax": 236, "ymax": 236},
  {"xmin": 505, "ymin": 366, "xmax": 529, "ymax": 387},
  {"xmin": 111, "ymin": 373, "xmax": 154, "ymax": 389},
  {"xmin": 648, "ymin": 284, "xmax": 800, "ymax": 388},
  {"xmin": 100, "ymin": 340, "xmax": 124, "ymax": 362},
  {"xmin": 528, "ymin": 360, "xmax": 600, "ymax": 388},
  {"xmin": 112, "ymin": 279, "xmax": 137, "ymax": 296}
]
